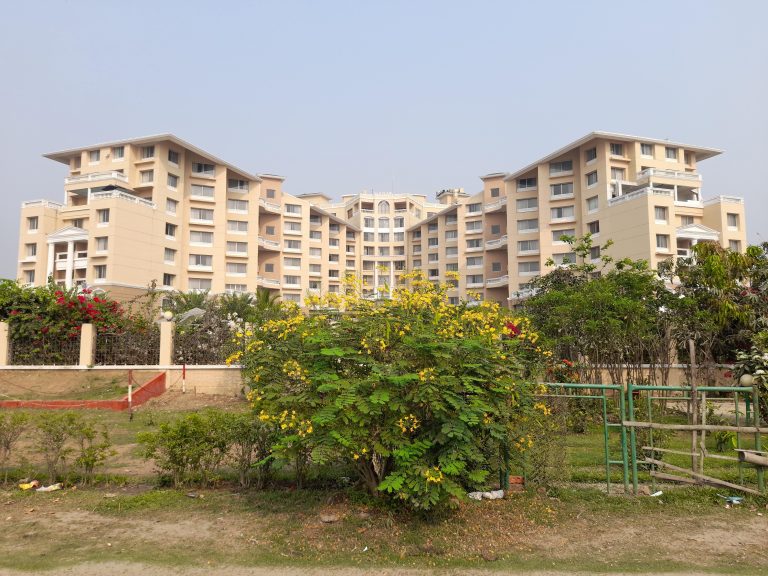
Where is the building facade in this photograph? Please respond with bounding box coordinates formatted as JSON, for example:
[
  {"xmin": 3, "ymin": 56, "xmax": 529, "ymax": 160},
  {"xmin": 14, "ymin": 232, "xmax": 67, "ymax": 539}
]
[{"xmin": 17, "ymin": 132, "xmax": 747, "ymax": 305}]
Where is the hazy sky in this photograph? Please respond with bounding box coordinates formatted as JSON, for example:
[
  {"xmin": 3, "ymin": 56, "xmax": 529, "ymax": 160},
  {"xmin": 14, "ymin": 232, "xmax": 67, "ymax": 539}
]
[{"xmin": 1, "ymin": 0, "xmax": 766, "ymax": 279}]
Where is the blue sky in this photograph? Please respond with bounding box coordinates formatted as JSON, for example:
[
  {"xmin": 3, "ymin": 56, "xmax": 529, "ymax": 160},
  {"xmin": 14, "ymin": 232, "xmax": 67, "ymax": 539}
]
[{"xmin": 1, "ymin": 0, "xmax": 766, "ymax": 278}]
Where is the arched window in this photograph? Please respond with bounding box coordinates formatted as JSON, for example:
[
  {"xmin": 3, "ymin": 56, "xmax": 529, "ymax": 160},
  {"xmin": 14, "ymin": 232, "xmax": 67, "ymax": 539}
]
[
  {"xmin": 378, "ymin": 200, "xmax": 390, "ymax": 214},
  {"xmin": 378, "ymin": 217, "xmax": 389, "ymax": 228}
]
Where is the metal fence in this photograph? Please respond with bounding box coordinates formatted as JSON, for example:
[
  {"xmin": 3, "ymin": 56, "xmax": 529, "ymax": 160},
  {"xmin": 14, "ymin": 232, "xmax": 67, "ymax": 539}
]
[
  {"xmin": 9, "ymin": 330, "xmax": 81, "ymax": 366},
  {"xmin": 94, "ymin": 327, "xmax": 161, "ymax": 365}
]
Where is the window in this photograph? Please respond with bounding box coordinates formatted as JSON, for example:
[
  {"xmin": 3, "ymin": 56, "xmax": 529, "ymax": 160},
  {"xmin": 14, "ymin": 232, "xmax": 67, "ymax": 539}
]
[
  {"xmin": 518, "ymin": 177, "xmax": 537, "ymax": 190},
  {"xmin": 587, "ymin": 220, "xmax": 600, "ymax": 235},
  {"xmin": 346, "ymin": 259, "xmax": 356, "ymax": 268},
  {"xmin": 95, "ymin": 237, "xmax": 109, "ymax": 252},
  {"xmin": 189, "ymin": 230, "xmax": 213, "ymax": 246},
  {"xmin": 363, "ymin": 232, "xmax": 374, "ymax": 242},
  {"xmin": 491, "ymin": 224, "xmax": 501, "ymax": 235},
  {"xmin": 309, "ymin": 216, "xmax": 323, "ymax": 227},
  {"xmin": 394, "ymin": 232, "xmax": 404, "ymax": 241},
  {"xmin": 166, "ymin": 198, "xmax": 178, "ymax": 214},
  {"xmin": 364, "ymin": 217, "xmax": 374, "ymax": 228},
  {"xmin": 187, "ymin": 233, "xmax": 212, "ymax": 250},
  {"xmin": 519, "ymin": 261, "xmax": 541, "ymax": 275},
  {"xmin": 285, "ymin": 221, "xmax": 301, "ymax": 233},
  {"xmin": 550, "ymin": 160, "xmax": 573, "ymax": 175},
  {"xmin": 266, "ymin": 188, "xmax": 276, "ymax": 199},
  {"xmin": 283, "ymin": 293, "xmax": 301, "ymax": 302},
  {"xmin": 24, "ymin": 270, "xmax": 35, "ymax": 284},
  {"xmin": 518, "ymin": 239, "xmax": 539, "ymax": 253},
  {"xmin": 428, "ymin": 268, "xmax": 439, "ymax": 278},
  {"xmin": 394, "ymin": 246, "xmax": 405, "ymax": 255},
  {"xmin": 445, "ymin": 230, "xmax": 458, "ymax": 240},
  {"xmin": 727, "ymin": 213, "xmax": 739, "ymax": 229},
  {"xmin": 467, "ymin": 256, "xmax": 483, "ymax": 267},
  {"xmin": 97, "ymin": 209, "xmax": 110, "ymax": 224},
  {"xmin": 413, "ymin": 260, "xmax": 422, "ymax": 268},
  {"xmin": 285, "ymin": 204, "xmax": 301, "ymax": 215},
  {"xmin": 551, "ymin": 206, "xmax": 575, "ymax": 221},
  {"xmin": 192, "ymin": 162, "xmax": 215, "ymax": 176},
  {"xmin": 27, "ymin": 216, "xmax": 38, "ymax": 231},
  {"xmin": 656, "ymin": 234, "xmax": 670, "ymax": 251},
  {"xmin": 191, "ymin": 208, "xmax": 214, "ymax": 222},
  {"xmin": 394, "ymin": 216, "xmax": 404, "ymax": 228},
  {"xmin": 378, "ymin": 217, "xmax": 389, "ymax": 228},
  {"xmin": 729, "ymin": 240, "xmax": 742, "ymax": 252},
  {"xmin": 585, "ymin": 147, "xmax": 597, "ymax": 162},
  {"xmin": 551, "ymin": 182, "xmax": 574, "ymax": 197},
  {"xmin": 379, "ymin": 247, "xmax": 390, "ymax": 256},
  {"xmin": 189, "ymin": 254, "xmax": 213, "ymax": 268},
  {"xmin": 265, "ymin": 263, "xmax": 275, "ymax": 272},
  {"xmin": 466, "ymin": 239, "xmax": 482, "ymax": 249},
  {"xmin": 427, "ymin": 237, "xmax": 438, "ymax": 247},
  {"xmin": 610, "ymin": 167, "xmax": 625, "ymax": 181},
  {"xmin": 168, "ymin": 149, "xmax": 179, "ymax": 165},
  {"xmin": 379, "ymin": 233, "xmax": 390, "ymax": 242},
  {"xmin": 412, "ymin": 230, "xmax": 422, "ymax": 240},
  {"xmin": 72, "ymin": 218, "xmax": 84, "ymax": 228},
  {"xmin": 25, "ymin": 243, "xmax": 37, "ymax": 258},
  {"xmin": 310, "ymin": 230, "xmax": 322, "ymax": 240},
  {"xmin": 378, "ymin": 200, "xmax": 390, "ymax": 214},
  {"xmin": 89, "ymin": 150, "xmax": 100, "ymax": 163},
  {"xmin": 164, "ymin": 248, "xmax": 176, "ymax": 263},
  {"xmin": 140, "ymin": 169, "xmax": 154, "ymax": 183},
  {"xmin": 610, "ymin": 143, "xmax": 624, "ymax": 157},
  {"xmin": 228, "ymin": 179, "xmax": 249, "ymax": 191},
  {"xmin": 552, "ymin": 228, "xmax": 575, "ymax": 242},
  {"xmin": 227, "ymin": 220, "xmax": 248, "ymax": 233},
  {"xmin": 517, "ymin": 219, "xmax": 538, "ymax": 233},
  {"xmin": 680, "ymin": 215, "xmax": 694, "ymax": 226},
  {"xmin": 141, "ymin": 145, "xmax": 155, "ymax": 159},
  {"xmin": 189, "ymin": 278, "xmax": 212, "ymax": 291},
  {"xmin": 167, "ymin": 174, "xmax": 179, "ymax": 189},
  {"xmin": 227, "ymin": 263, "xmax": 247, "ymax": 275},
  {"xmin": 665, "ymin": 146, "xmax": 678, "ymax": 161},
  {"xmin": 491, "ymin": 187, "xmax": 501, "ymax": 198},
  {"xmin": 284, "ymin": 239, "xmax": 300, "ymax": 250},
  {"xmin": 162, "ymin": 273, "xmax": 175, "ymax": 287},
  {"xmin": 552, "ymin": 253, "xmax": 577, "ymax": 265},
  {"xmin": 586, "ymin": 171, "xmax": 598, "ymax": 187},
  {"xmin": 446, "ymin": 246, "xmax": 459, "ymax": 256},
  {"xmin": 94, "ymin": 265, "xmax": 107, "ymax": 279},
  {"xmin": 329, "ymin": 238, "xmax": 339, "ymax": 247},
  {"xmin": 191, "ymin": 184, "xmax": 214, "ymax": 198},
  {"xmin": 590, "ymin": 246, "xmax": 601, "ymax": 260},
  {"xmin": 467, "ymin": 203, "xmax": 482, "ymax": 213},
  {"xmin": 112, "ymin": 146, "xmax": 124, "ymax": 160},
  {"xmin": 517, "ymin": 197, "xmax": 538, "ymax": 212},
  {"xmin": 227, "ymin": 199, "xmax": 248, "ymax": 213},
  {"xmin": 428, "ymin": 223, "xmax": 438, "ymax": 233},
  {"xmin": 641, "ymin": 143, "xmax": 653, "ymax": 157},
  {"xmin": 265, "ymin": 225, "xmax": 276, "ymax": 235},
  {"xmin": 226, "ymin": 284, "xmax": 247, "ymax": 293},
  {"xmin": 329, "ymin": 223, "xmax": 340, "ymax": 233},
  {"xmin": 445, "ymin": 215, "xmax": 458, "ymax": 225},
  {"xmin": 466, "ymin": 220, "xmax": 483, "ymax": 232},
  {"xmin": 655, "ymin": 206, "xmax": 668, "ymax": 224},
  {"xmin": 226, "ymin": 241, "xmax": 247, "ymax": 254},
  {"xmin": 586, "ymin": 196, "xmax": 598, "ymax": 212},
  {"xmin": 428, "ymin": 253, "xmax": 439, "ymax": 262},
  {"xmin": 165, "ymin": 223, "xmax": 177, "ymax": 238}
]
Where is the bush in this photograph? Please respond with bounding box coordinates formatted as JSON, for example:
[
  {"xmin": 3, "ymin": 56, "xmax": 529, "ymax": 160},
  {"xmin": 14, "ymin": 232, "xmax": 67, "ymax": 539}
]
[
  {"xmin": 35, "ymin": 412, "xmax": 80, "ymax": 483},
  {"xmin": 233, "ymin": 272, "xmax": 548, "ymax": 512},
  {"xmin": 0, "ymin": 412, "xmax": 29, "ymax": 484},
  {"xmin": 74, "ymin": 419, "xmax": 114, "ymax": 485}
]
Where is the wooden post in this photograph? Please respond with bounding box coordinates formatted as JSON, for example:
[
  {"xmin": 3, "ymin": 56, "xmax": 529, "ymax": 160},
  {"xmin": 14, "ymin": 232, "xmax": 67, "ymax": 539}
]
[{"xmin": 688, "ymin": 339, "xmax": 699, "ymax": 478}]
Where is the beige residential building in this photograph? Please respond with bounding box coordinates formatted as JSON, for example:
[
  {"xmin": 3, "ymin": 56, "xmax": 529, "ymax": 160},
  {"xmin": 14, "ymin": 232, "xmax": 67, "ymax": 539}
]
[{"xmin": 17, "ymin": 132, "xmax": 746, "ymax": 306}]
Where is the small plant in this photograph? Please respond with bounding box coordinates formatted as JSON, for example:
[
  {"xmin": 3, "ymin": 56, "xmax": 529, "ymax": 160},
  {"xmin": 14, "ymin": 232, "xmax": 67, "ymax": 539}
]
[
  {"xmin": 0, "ymin": 412, "xmax": 29, "ymax": 484},
  {"xmin": 35, "ymin": 412, "xmax": 80, "ymax": 483},
  {"xmin": 74, "ymin": 419, "xmax": 114, "ymax": 485},
  {"xmin": 227, "ymin": 412, "xmax": 276, "ymax": 488}
]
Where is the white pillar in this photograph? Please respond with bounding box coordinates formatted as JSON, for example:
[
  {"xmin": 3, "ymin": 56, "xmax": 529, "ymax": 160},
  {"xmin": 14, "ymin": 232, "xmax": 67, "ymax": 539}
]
[
  {"xmin": 46, "ymin": 243, "xmax": 55, "ymax": 281},
  {"xmin": 65, "ymin": 241, "xmax": 74, "ymax": 289}
]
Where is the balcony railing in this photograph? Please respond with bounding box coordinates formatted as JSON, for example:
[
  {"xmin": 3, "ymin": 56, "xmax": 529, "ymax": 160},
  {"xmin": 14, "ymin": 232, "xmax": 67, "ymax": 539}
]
[
  {"xmin": 258, "ymin": 198, "xmax": 281, "ymax": 212},
  {"xmin": 257, "ymin": 236, "xmax": 281, "ymax": 249},
  {"xmin": 636, "ymin": 168, "xmax": 701, "ymax": 182},
  {"xmin": 704, "ymin": 195, "xmax": 744, "ymax": 206},
  {"xmin": 91, "ymin": 190, "xmax": 156, "ymax": 209},
  {"xmin": 256, "ymin": 276, "xmax": 281, "ymax": 287},
  {"xmin": 486, "ymin": 275, "xmax": 509, "ymax": 287},
  {"xmin": 485, "ymin": 235, "xmax": 508, "ymax": 250},
  {"xmin": 484, "ymin": 197, "xmax": 508, "ymax": 212},
  {"xmin": 65, "ymin": 171, "xmax": 129, "ymax": 185},
  {"xmin": 608, "ymin": 187, "xmax": 672, "ymax": 206},
  {"xmin": 22, "ymin": 200, "xmax": 64, "ymax": 210}
]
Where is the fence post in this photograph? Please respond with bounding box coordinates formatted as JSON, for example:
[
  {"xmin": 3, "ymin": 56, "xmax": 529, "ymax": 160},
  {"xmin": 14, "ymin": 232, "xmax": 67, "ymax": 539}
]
[
  {"xmin": 0, "ymin": 322, "xmax": 9, "ymax": 366},
  {"xmin": 79, "ymin": 323, "xmax": 96, "ymax": 366},
  {"xmin": 159, "ymin": 321, "xmax": 174, "ymax": 366}
]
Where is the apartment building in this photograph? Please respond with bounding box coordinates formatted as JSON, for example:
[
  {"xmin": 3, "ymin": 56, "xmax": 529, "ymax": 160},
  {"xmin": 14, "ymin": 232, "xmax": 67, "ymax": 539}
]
[{"xmin": 17, "ymin": 132, "xmax": 747, "ymax": 306}]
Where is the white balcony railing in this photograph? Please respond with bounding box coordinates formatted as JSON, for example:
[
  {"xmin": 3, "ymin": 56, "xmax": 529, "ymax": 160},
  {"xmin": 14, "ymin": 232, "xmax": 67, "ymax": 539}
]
[
  {"xmin": 22, "ymin": 199, "xmax": 64, "ymax": 210},
  {"xmin": 465, "ymin": 226, "xmax": 484, "ymax": 235},
  {"xmin": 484, "ymin": 197, "xmax": 508, "ymax": 212},
  {"xmin": 485, "ymin": 235, "xmax": 508, "ymax": 250},
  {"xmin": 636, "ymin": 168, "xmax": 701, "ymax": 182},
  {"xmin": 91, "ymin": 190, "xmax": 156, "ymax": 209},
  {"xmin": 257, "ymin": 236, "xmax": 281, "ymax": 249},
  {"xmin": 258, "ymin": 198, "xmax": 281, "ymax": 212},
  {"xmin": 256, "ymin": 276, "xmax": 281, "ymax": 287},
  {"xmin": 608, "ymin": 187, "xmax": 673, "ymax": 206},
  {"xmin": 704, "ymin": 195, "xmax": 744, "ymax": 206},
  {"xmin": 486, "ymin": 275, "xmax": 509, "ymax": 287},
  {"xmin": 65, "ymin": 171, "xmax": 129, "ymax": 185}
]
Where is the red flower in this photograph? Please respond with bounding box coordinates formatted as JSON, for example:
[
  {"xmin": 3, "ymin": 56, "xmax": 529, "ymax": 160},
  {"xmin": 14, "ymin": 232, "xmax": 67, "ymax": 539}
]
[
  {"xmin": 9, "ymin": 310, "xmax": 18, "ymax": 316},
  {"xmin": 723, "ymin": 370, "xmax": 733, "ymax": 378},
  {"xmin": 77, "ymin": 295, "xmax": 85, "ymax": 303},
  {"xmin": 54, "ymin": 291, "xmax": 63, "ymax": 298},
  {"xmin": 41, "ymin": 326, "xmax": 49, "ymax": 334},
  {"xmin": 505, "ymin": 322, "xmax": 521, "ymax": 337}
]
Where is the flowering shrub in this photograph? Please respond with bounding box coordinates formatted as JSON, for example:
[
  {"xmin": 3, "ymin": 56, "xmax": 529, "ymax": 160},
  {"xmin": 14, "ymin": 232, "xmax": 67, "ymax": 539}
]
[
  {"xmin": 232, "ymin": 272, "xmax": 548, "ymax": 511},
  {"xmin": 734, "ymin": 331, "xmax": 768, "ymax": 419}
]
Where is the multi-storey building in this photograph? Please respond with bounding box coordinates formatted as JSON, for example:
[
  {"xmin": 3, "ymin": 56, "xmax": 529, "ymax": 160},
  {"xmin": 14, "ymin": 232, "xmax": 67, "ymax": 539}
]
[{"xmin": 17, "ymin": 132, "xmax": 747, "ymax": 306}]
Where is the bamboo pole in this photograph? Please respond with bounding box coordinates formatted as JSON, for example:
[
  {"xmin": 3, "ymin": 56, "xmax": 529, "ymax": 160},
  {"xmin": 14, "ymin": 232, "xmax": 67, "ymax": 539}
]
[
  {"xmin": 645, "ymin": 457, "xmax": 762, "ymax": 495},
  {"xmin": 623, "ymin": 421, "xmax": 768, "ymax": 434},
  {"xmin": 689, "ymin": 339, "xmax": 699, "ymax": 478}
]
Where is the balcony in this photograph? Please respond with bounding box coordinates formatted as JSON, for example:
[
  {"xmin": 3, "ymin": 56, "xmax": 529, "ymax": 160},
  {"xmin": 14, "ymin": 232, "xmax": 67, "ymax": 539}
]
[
  {"xmin": 465, "ymin": 243, "xmax": 483, "ymax": 253},
  {"xmin": 636, "ymin": 168, "xmax": 701, "ymax": 183},
  {"xmin": 22, "ymin": 200, "xmax": 64, "ymax": 210},
  {"xmin": 608, "ymin": 187, "xmax": 673, "ymax": 206},
  {"xmin": 704, "ymin": 195, "xmax": 744, "ymax": 206},
  {"xmin": 484, "ymin": 197, "xmax": 507, "ymax": 213},
  {"xmin": 485, "ymin": 235, "xmax": 508, "ymax": 250},
  {"xmin": 258, "ymin": 198, "xmax": 281, "ymax": 213},
  {"xmin": 466, "ymin": 280, "xmax": 485, "ymax": 289},
  {"xmin": 91, "ymin": 190, "xmax": 156, "ymax": 209},
  {"xmin": 256, "ymin": 276, "xmax": 281, "ymax": 288},
  {"xmin": 465, "ymin": 226, "xmax": 484, "ymax": 235},
  {"xmin": 65, "ymin": 171, "xmax": 129, "ymax": 186},
  {"xmin": 257, "ymin": 236, "xmax": 281, "ymax": 250},
  {"xmin": 227, "ymin": 185, "xmax": 249, "ymax": 194},
  {"xmin": 54, "ymin": 250, "xmax": 88, "ymax": 271},
  {"xmin": 486, "ymin": 275, "xmax": 509, "ymax": 288}
]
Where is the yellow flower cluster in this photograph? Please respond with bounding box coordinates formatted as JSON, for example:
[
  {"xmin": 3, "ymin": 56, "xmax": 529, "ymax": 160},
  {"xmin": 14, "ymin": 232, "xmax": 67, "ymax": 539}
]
[
  {"xmin": 246, "ymin": 387, "xmax": 263, "ymax": 403},
  {"xmin": 534, "ymin": 402, "xmax": 552, "ymax": 416},
  {"xmin": 282, "ymin": 359, "xmax": 309, "ymax": 383},
  {"xmin": 513, "ymin": 435, "xmax": 534, "ymax": 452},
  {"xmin": 351, "ymin": 447, "xmax": 369, "ymax": 461},
  {"xmin": 258, "ymin": 409, "xmax": 313, "ymax": 437},
  {"xmin": 262, "ymin": 313, "xmax": 305, "ymax": 340},
  {"xmin": 398, "ymin": 414, "xmax": 420, "ymax": 433},
  {"xmin": 424, "ymin": 466, "xmax": 444, "ymax": 484},
  {"xmin": 417, "ymin": 368, "xmax": 436, "ymax": 383}
]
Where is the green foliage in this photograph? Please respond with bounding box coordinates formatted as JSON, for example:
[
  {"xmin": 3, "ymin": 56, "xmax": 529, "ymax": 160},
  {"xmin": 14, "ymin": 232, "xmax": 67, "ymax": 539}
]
[
  {"xmin": 73, "ymin": 420, "xmax": 114, "ymax": 485},
  {"xmin": 35, "ymin": 412, "xmax": 80, "ymax": 483},
  {"xmin": 0, "ymin": 412, "xmax": 29, "ymax": 484},
  {"xmin": 236, "ymin": 273, "xmax": 545, "ymax": 512}
]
